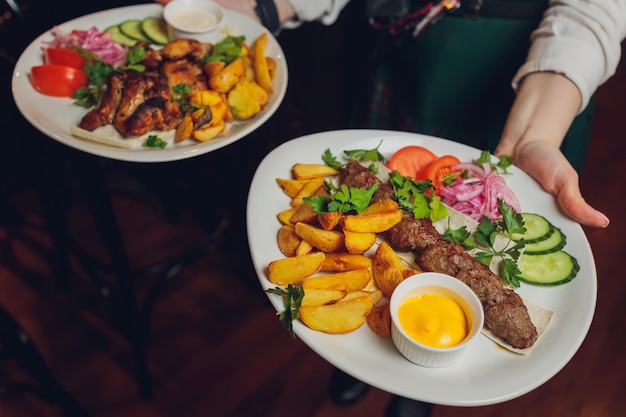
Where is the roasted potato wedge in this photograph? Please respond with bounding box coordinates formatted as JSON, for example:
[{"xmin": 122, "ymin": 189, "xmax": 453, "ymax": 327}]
[
  {"xmin": 360, "ymin": 199, "xmax": 399, "ymax": 215},
  {"xmin": 290, "ymin": 177, "xmax": 325, "ymax": 207},
  {"xmin": 192, "ymin": 120, "xmax": 226, "ymax": 142},
  {"xmin": 277, "ymin": 207, "xmax": 298, "ymax": 226},
  {"xmin": 295, "ymin": 222, "xmax": 344, "ymax": 253},
  {"xmin": 366, "ymin": 303, "xmax": 392, "ymax": 338},
  {"xmin": 340, "ymin": 210, "xmax": 403, "ymax": 233},
  {"xmin": 289, "ymin": 202, "xmax": 319, "ymax": 225},
  {"xmin": 277, "ymin": 225, "xmax": 301, "ymax": 257},
  {"xmin": 276, "ymin": 178, "xmax": 309, "ymax": 198},
  {"xmin": 295, "ymin": 238, "xmax": 314, "ymax": 256},
  {"xmin": 301, "ymin": 288, "xmax": 346, "ymax": 308},
  {"xmin": 291, "ymin": 163, "xmax": 340, "ymax": 180},
  {"xmin": 174, "ymin": 113, "xmax": 194, "ymax": 143},
  {"xmin": 209, "ymin": 56, "xmax": 246, "ymax": 93},
  {"xmin": 252, "ymin": 32, "xmax": 272, "ymax": 93},
  {"xmin": 321, "ymin": 252, "xmax": 372, "ymax": 272},
  {"xmin": 203, "ymin": 61, "xmax": 225, "ymax": 78},
  {"xmin": 227, "ymin": 77, "xmax": 268, "ymax": 120},
  {"xmin": 318, "ymin": 211, "xmax": 342, "ymax": 231},
  {"xmin": 372, "ymin": 241, "xmax": 408, "ymax": 298},
  {"xmin": 267, "ymin": 252, "xmax": 325, "ymax": 285},
  {"xmin": 341, "ymin": 289, "xmax": 383, "ymax": 305},
  {"xmin": 300, "ymin": 295, "xmax": 374, "ymax": 334},
  {"xmin": 302, "ymin": 268, "xmax": 371, "ymax": 292},
  {"xmin": 343, "ymin": 230, "xmax": 376, "ymax": 255}
]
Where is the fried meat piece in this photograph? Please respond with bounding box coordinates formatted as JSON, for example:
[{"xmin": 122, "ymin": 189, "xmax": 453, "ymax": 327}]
[
  {"xmin": 385, "ymin": 213, "xmax": 442, "ymax": 252},
  {"xmin": 161, "ymin": 59, "xmax": 208, "ymax": 94},
  {"xmin": 340, "ymin": 162, "xmax": 394, "ymax": 203},
  {"xmin": 419, "ymin": 241, "xmax": 538, "ymax": 349},
  {"xmin": 113, "ymin": 71, "xmax": 182, "ymax": 137},
  {"xmin": 79, "ymin": 70, "xmax": 125, "ymax": 131}
]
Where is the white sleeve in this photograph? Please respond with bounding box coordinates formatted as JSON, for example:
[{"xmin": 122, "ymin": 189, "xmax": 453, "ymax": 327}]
[
  {"xmin": 283, "ymin": 0, "xmax": 352, "ymax": 27},
  {"xmin": 512, "ymin": 0, "xmax": 626, "ymax": 112}
]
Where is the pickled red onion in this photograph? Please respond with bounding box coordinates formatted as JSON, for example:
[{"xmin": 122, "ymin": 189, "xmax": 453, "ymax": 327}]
[
  {"xmin": 45, "ymin": 26, "xmax": 128, "ymax": 66},
  {"xmin": 439, "ymin": 162, "xmax": 521, "ymax": 221}
]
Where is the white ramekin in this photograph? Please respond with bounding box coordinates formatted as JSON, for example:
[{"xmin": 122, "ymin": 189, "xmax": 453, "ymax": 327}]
[{"xmin": 389, "ymin": 272, "xmax": 484, "ymax": 367}]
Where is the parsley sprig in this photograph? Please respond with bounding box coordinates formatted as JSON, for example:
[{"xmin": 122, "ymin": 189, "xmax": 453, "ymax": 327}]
[
  {"xmin": 142, "ymin": 135, "xmax": 167, "ymax": 149},
  {"xmin": 388, "ymin": 171, "xmax": 448, "ymax": 221},
  {"xmin": 266, "ymin": 284, "xmax": 305, "ymax": 338},
  {"xmin": 322, "ymin": 140, "xmax": 385, "ymax": 171},
  {"xmin": 305, "ymin": 182, "xmax": 379, "ymax": 214},
  {"xmin": 444, "ymin": 199, "xmax": 526, "ymax": 287}
]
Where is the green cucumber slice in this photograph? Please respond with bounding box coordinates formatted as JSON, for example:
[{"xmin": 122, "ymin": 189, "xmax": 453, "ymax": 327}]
[
  {"xmin": 141, "ymin": 16, "xmax": 169, "ymax": 45},
  {"xmin": 510, "ymin": 213, "xmax": 554, "ymax": 244},
  {"xmin": 523, "ymin": 227, "xmax": 567, "ymax": 255},
  {"xmin": 120, "ymin": 19, "xmax": 151, "ymax": 42},
  {"xmin": 518, "ymin": 250, "xmax": 579, "ymax": 286},
  {"xmin": 104, "ymin": 25, "xmax": 137, "ymax": 46}
]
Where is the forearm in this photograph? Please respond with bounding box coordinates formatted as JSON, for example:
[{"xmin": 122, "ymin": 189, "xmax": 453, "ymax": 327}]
[
  {"xmin": 499, "ymin": 72, "xmax": 581, "ymax": 155},
  {"xmin": 513, "ymin": 0, "xmax": 626, "ymax": 113}
]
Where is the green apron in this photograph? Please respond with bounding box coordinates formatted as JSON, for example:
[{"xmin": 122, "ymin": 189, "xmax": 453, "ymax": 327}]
[{"xmin": 358, "ymin": 1, "xmax": 593, "ymax": 173}]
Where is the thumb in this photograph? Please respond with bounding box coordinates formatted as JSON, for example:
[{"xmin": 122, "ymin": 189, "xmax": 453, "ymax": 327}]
[{"xmin": 556, "ymin": 181, "xmax": 609, "ymax": 228}]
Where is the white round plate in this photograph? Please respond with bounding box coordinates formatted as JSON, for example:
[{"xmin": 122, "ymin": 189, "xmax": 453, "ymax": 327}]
[
  {"xmin": 11, "ymin": 4, "xmax": 287, "ymax": 163},
  {"xmin": 246, "ymin": 129, "xmax": 597, "ymax": 406}
]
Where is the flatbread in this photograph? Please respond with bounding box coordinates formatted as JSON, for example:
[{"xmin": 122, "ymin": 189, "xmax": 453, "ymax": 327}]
[{"xmin": 70, "ymin": 124, "xmax": 177, "ymax": 149}]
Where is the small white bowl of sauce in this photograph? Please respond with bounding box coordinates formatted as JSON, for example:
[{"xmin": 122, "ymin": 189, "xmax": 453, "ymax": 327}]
[
  {"xmin": 163, "ymin": 0, "xmax": 224, "ymax": 42},
  {"xmin": 389, "ymin": 272, "xmax": 484, "ymax": 367}
]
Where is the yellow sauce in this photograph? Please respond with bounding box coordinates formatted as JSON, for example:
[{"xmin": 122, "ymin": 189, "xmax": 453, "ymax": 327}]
[{"xmin": 398, "ymin": 293, "xmax": 469, "ymax": 348}]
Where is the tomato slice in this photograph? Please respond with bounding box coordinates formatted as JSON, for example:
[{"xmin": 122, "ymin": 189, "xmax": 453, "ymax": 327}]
[
  {"xmin": 416, "ymin": 154, "xmax": 462, "ymax": 192},
  {"xmin": 387, "ymin": 145, "xmax": 437, "ymax": 179},
  {"xmin": 30, "ymin": 64, "xmax": 88, "ymax": 97},
  {"xmin": 44, "ymin": 47, "xmax": 86, "ymax": 69}
]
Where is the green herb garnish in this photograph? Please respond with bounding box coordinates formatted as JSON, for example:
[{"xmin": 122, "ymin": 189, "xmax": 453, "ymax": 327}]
[
  {"xmin": 142, "ymin": 135, "xmax": 168, "ymax": 148},
  {"xmin": 202, "ymin": 35, "xmax": 246, "ymax": 64},
  {"xmin": 305, "ymin": 182, "xmax": 379, "ymax": 214},
  {"xmin": 445, "ymin": 199, "xmax": 526, "ymax": 287},
  {"xmin": 266, "ymin": 284, "xmax": 305, "ymax": 338},
  {"xmin": 321, "ymin": 141, "xmax": 385, "ymax": 171},
  {"xmin": 388, "ymin": 171, "xmax": 448, "ymax": 221},
  {"xmin": 121, "ymin": 45, "xmax": 146, "ymax": 72},
  {"xmin": 72, "ymin": 60, "xmax": 114, "ymax": 108}
]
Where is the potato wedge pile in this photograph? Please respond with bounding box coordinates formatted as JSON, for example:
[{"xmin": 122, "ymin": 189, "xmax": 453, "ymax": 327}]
[
  {"xmin": 175, "ymin": 33, "xmax": 276, "ymax": 143},
  {"xmin": 268, "ymin": 163, "xmax": 423, "ymax": 336}
]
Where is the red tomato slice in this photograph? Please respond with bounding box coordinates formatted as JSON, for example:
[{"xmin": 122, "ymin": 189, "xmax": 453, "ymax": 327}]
[
  {"xmin": 387, "ymin": 145, "xmax": 438, "ymax": 179},
  {"xmin": 44, "ymin": 47, "xmax": 86, "ymax": 69},
  {"xmin": 30, "ymin": 64, "xmax": 88, "ymax": 97},
  {"xmin": 416, "ymin": 154, "xmax": 462, "ymax": 192}
]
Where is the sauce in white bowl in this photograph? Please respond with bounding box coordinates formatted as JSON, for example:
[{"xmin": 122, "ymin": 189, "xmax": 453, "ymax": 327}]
[{"xmin": 164, "ymin": 0, "xmax": 224, "ymax": 41}]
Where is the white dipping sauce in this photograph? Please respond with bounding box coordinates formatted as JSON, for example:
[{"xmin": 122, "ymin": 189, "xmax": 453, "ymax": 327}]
[{"xmin": 169, "ymin": 7, "xmax": 220, "ymax": 32}]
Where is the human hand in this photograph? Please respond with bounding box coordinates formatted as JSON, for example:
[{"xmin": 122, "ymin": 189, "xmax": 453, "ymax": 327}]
[{"xmin": 495, "ymin": 72, "xmax": 610, "ymax": 228}]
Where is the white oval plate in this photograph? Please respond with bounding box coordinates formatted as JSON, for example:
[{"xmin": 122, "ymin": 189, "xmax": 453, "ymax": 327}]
[
  {"xmin": 246, "ymin": 129, "xmax": 597, "ymax": 406},
  {"xmin": 11, "ymin": 4, "xmax": 287, "ymax": 163}
]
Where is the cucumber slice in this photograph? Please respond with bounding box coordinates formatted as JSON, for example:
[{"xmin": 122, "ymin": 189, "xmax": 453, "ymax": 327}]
[
  {"xmin": 104, "ymin": 25, "xmax": 137, "ymax": 46},
  {"xmin": 510, "ymin": 213, "xmax": 554, "ymax": 244},
  {"xmin": 120, "ymin": 19, "xmax": 151, "ymax": 42},
  {"xmin": 141, "ymin": 17, "xmax": 169, "ymax": 45},
  {"xmin": 518, "ymin": 250, "xmax": 579, "ymax": 286},
  {"xmin": 523, "ymin": 227, "xmax": 567, "ymax": 255}
]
